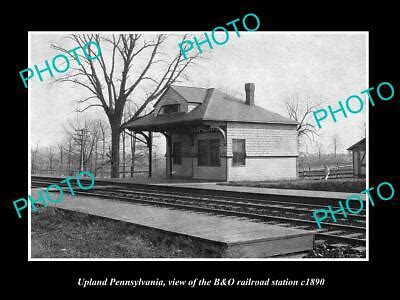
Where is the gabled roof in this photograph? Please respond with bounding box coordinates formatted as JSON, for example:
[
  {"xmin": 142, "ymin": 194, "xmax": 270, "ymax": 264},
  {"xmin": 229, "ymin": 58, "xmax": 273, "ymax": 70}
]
[
  {"xmin": 347, "ymin": 138, "xmax": 366, "ymax": 151},
  {"xmin": 152, "ymin": 85, "xmax": 209, "ymax": 107},
  {"xmin": 172, "ymin": 85, "xmax": 209, "ymax": 103},
  {"xmin": 123, "ymin": 85, "xmax": 297, "ymax": 130}
]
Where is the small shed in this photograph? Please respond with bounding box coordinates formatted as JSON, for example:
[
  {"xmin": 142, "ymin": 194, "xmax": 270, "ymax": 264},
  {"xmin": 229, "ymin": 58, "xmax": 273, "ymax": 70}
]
[
  {"xmin": 347, "ymin": 138, "xmax": 366, "ymax": 177},
  {"xmin": 123, "ymin": 83, "xmax": 299, "ymax": 181}
]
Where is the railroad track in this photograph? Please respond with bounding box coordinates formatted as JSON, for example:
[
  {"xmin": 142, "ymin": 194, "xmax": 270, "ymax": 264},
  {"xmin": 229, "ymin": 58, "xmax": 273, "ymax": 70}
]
[{"xmin": 31, "ymin": 176, "xmax": 367, "ymax": 249}]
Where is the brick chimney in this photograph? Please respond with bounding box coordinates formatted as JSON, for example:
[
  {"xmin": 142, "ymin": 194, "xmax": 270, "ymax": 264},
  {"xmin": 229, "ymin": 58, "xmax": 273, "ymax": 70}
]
[{"xmin": 245, "ymin": 83, "xmax": 255, "ymax": 106}]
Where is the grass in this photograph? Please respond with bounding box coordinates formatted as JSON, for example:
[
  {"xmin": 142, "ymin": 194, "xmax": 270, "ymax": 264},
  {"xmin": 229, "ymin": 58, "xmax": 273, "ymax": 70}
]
[
  {"xmin": 220, "ymin": 178, "xmax": 366, "ymax": 193},
  {"xmin": 31, "ymin": 206, "xmax": 222, "ymax": 258}
]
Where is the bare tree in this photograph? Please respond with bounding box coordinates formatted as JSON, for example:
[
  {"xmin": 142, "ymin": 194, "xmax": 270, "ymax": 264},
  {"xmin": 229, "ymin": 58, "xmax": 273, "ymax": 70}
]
[
  {"xmin": 98, "ymin": 120, "xmax": 109, "ymax": 177},
  {"xmin": 64, "ymin": 118, "xmax": 99, "ymax": 173},
  {"xmin": 332, "ymin": 134, "xmax": 341, "ymax": 159},
  {"xmin": 31, "ymin": 142, "xmax": 40, "ymax": 174},
  {"xmin": 122, "ymin": 105, "xmax": 138, "ymax": 178},
  {"xmin": 93, "ymin": 134, "xmax": 99, "ymax": 177},
  {"xmin": 48, "ymin": 146, "xmax": 55, "ymax": 174},
  {"xmin": 58, "ymin": 144, "xmax": 64, "ymax": 175},
  {"xmin": 315, "ymin": 141, "xmax": 323, "ymax": 160},
  {"xmin": 53, "ymin": 34, "xmax": 199, "ymax": 178},
  {"xmin": 66, "ymin": 136, "xmax": 73, "ymax": 175},
  {"xmin": 285, "ymin": 94, "xmax": 320, "ymax": 143},
  {"xmin": 313, "ymin": 133, "xmax": 325, "ymax": 161}
]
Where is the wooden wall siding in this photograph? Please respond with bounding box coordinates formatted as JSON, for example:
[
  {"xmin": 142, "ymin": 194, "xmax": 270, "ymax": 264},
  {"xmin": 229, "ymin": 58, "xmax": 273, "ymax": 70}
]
[
  {"xmin": 226, "ymin": 123, "xmax": 298, "ymax": 157},
  {"xmin": 227, "ymin": 157, "xmax": 297, "ymax": 181},
  {"xmin": 193, "ymin": 158, "xmax": 227, "ymax": 180},
  {"xmin": 172, "ymin": 158, "xmax": 193, "ymax": 177},
  {"xmin": 170, "ymin": 123, "xmax": 297, "ymax": 181},
  {"xmin": 153, "ymin": 88, "xmax": 188, "ymax": 116}
]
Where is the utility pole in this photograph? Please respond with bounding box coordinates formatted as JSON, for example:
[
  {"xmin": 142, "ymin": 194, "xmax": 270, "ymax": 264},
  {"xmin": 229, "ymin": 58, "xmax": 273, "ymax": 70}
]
[{"xmin": 73, "ymin": 128, "xmax": 89, "ymax": 173}]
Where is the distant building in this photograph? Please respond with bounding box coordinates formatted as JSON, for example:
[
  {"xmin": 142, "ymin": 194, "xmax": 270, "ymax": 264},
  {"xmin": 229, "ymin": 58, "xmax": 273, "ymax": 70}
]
[
  {"xmin": 123, "ymin": 83, "xmax": 298, "ymax": 181},
  {"xmin": 347, "ymin": 138, "xmax": 366, "ymax": 177}
]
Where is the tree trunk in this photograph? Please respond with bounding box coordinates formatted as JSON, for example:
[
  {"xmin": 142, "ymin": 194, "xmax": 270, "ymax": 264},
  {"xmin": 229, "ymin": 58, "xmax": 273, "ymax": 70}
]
[
  {"xmin": 102, "ymin": 133, "xmax": 105, "ymax": 178},
  {"xmin": 49, "ymin": 151, "xmax": 53, "ymax": 175},
  {"xmin": 59, "ymin": 148, "xmax": 63, "ymax": 176},
  {"xmin": 68, "ymin": 141, "xmax": 72, "ymax": 175},
  {"xmin": 94, "ymin": 137, "xmax": 98, "ymax": 177},
  {"xmin": 110, "ymin": 123, "xmax": 121, "ymax": 178},
  {"xmin": 122, "ymin": 131, "xmax": 126, "ymax": 178},
  {"xmin": 79, "ymin": 135, "xmax": 84, "ymax": 173}
]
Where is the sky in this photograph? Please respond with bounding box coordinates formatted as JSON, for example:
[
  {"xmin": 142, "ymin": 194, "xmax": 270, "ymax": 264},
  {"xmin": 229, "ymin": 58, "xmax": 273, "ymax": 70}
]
[{"xmin": 29, "ymin": 32, "xmax": 367, "ymax": 154}]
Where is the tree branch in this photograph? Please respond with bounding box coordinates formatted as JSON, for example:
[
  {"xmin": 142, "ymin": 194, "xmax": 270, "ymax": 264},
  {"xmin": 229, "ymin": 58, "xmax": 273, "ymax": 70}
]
[{"xmin": 76, "ymin": 104, "xmax": 104, "ymax": 113}]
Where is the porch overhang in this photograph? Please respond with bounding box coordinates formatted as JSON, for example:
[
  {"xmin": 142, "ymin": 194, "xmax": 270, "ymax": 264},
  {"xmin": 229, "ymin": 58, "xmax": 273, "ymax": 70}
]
[
  {"xmin": 122, "ymin": 117, "xmax": 228, "ymax": 180},
  {"xmin": 122, "ymin": 115, "xmax": 226, "ymax": 134},
  {"xmin": 122, "ymin": 120, "xmax": 205, "ymax": 133}
]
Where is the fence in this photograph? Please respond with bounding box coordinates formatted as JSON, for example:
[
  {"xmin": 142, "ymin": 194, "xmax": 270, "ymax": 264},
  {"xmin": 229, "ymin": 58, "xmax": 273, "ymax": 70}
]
[
  {"xmin": 298, "ymin": 163, "xmax": 354, "ymax": 180},
  {"xmin": 32, "ymin": 169, "xmax": 149, "ymax": 178}
]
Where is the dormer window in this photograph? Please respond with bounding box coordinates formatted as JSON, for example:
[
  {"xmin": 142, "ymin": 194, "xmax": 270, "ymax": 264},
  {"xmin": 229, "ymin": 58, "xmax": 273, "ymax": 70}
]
[{"xmin": 160, "ymin": 104, "xmax": 180, "ymax": 115}]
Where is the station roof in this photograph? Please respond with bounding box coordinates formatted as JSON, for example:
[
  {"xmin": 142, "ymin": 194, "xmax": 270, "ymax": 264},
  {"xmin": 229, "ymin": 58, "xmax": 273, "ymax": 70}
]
[
  {"xmin": 123, "ymin": 85, "xmax": 297, "ymax": 130},
  {"xmin": 154, "ymin": 85, "xmax": 209, "ymax": 106},
  {"xmin": 347, "ymin": 137, "xmax": 366, "ymax": 151}
]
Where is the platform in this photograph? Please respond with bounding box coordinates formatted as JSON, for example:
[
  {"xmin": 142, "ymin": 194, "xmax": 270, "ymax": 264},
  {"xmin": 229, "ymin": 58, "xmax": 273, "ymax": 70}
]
[
  {"xmin": 31, "ymin": 189, "xmax": 315, "ymax": 258},
  {"xmin": 161, "ymin": 182, "xmax": 366, "ymax": 201}
]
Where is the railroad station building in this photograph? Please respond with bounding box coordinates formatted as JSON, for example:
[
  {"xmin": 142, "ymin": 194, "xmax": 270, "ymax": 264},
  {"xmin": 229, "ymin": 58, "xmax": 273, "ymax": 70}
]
[
  {"xmin": 347, "ymin": 137, "xmax": 366, "ymax": 177},
  {"xmin": 123, "ymin": 83, "xmax": 299, "ymax": 181}
]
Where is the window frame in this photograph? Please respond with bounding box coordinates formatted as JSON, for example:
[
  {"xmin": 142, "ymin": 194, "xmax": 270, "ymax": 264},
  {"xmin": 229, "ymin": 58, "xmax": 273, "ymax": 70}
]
[
  {"xmin": 160, "ymin": 104, "xmax": 180, "ymax": 115},
  {"xmin": 232, "ymin": 139, "xmax": 246, "ymax": 166}
]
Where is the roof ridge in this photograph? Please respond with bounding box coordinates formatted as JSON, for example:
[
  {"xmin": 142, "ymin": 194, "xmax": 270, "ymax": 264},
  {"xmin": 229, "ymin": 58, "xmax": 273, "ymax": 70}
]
[
  {"xmin": 171, "ymin": 85, "xmax": 212, "ymax": 104},
  {"xmin": 171, "ymin": 84, "xmax": 209, "ymax": 90}
]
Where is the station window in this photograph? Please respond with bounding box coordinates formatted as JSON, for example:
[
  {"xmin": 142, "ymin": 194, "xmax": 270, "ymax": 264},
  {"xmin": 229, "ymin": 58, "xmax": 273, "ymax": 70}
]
[
  {"xmin": 173, "ymin": 142, "xmax": 182, "ymax": 165},
  {"xmin": 160, "ymin": 104, "xmax": 180, "ymax": 114},
  {"xmin": 198, "ymin": 139, "xmax": 220, "ymax": 166},
  {"xmin": 232, "ymin": 139, "xmax": 246, "ymax": 166}
]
